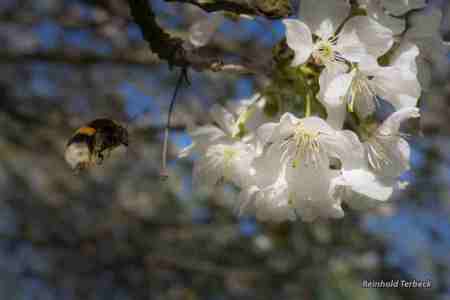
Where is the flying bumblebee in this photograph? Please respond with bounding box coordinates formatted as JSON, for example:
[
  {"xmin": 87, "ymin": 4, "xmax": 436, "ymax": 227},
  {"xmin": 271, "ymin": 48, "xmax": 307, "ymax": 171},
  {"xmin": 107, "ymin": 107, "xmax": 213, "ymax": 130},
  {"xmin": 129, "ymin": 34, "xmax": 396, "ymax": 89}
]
[{"xmin": 65, "ymin": 118, "xmax": 128, "ymax": 171}]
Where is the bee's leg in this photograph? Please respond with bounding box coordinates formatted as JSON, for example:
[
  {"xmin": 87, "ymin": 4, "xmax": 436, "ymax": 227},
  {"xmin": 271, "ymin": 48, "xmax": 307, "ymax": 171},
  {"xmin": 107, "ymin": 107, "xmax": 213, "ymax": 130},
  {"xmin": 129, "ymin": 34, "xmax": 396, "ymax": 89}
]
[
  {"xmin": 105, "ymin": 148, "xmax": 112, "ymax": 158},
  {"xmin": 96, "ymin": 152, "xmax": 104, "ymax": 165},
  {"xmin": 92, "ymin": 133, "xmax": 106, "ymax": 164}
]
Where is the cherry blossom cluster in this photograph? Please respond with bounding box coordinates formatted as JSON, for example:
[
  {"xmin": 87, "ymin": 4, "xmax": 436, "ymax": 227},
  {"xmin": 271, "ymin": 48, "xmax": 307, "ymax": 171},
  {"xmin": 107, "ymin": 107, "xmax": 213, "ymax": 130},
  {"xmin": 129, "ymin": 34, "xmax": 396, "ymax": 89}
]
[{"xmin": 180, "ymin": 0, "xmax": 448, "ymax": 222}]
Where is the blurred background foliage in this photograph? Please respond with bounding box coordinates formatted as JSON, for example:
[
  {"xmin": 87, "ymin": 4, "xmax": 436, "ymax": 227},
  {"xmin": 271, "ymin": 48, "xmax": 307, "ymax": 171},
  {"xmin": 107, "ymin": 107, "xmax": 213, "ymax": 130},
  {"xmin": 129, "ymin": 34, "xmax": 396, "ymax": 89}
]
[{"xmin": 0, "ymin": 0, "xmax": 449, "ymax": 299}]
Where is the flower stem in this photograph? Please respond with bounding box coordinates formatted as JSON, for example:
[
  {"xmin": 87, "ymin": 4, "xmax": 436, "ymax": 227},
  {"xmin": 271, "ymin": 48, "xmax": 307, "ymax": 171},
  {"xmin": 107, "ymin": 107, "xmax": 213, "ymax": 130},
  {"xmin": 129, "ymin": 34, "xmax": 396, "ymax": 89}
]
[
  {"xmin": 305, "ymin": 92, "xmax": 312, "ymax": 117},
  {"xmin": 160, "ymin": 68, "xmax": 188, "ymax": 179},
  {"xmin": 300, "ymin": 65, "xmax": 319, "ymax": 77}
]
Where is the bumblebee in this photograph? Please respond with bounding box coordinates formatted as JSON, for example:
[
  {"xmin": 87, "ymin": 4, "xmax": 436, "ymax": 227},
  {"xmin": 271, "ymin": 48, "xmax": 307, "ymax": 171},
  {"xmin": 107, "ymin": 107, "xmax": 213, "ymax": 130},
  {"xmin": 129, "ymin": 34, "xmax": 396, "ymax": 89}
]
[{"xmin": 65, "ymin": 118, "xmax": 128, "ymax": 171}]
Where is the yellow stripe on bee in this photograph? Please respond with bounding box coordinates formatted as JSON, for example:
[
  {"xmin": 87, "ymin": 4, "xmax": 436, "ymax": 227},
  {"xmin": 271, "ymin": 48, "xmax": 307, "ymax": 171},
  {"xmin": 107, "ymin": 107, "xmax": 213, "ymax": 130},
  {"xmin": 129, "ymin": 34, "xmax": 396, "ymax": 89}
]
[{"xmin": 76, "ymin": 126, "xmax": 97, "ymax": 136}]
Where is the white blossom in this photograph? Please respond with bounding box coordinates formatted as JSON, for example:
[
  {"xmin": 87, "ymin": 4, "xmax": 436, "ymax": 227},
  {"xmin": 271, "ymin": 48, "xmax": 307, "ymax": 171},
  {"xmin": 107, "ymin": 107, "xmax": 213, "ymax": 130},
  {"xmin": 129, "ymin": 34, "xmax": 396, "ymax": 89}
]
[
  {"xmin": 179, "ymin": 2, "xmax": 426, "ymax": 223},
  {"xmin": 366, "ymin": 107, "xmax": 420, "ymax": 178},
  {"xmin": 285, "ymin": 0, "xmax": 393, "ymax": 71},
  {"xmin": 320, "ymin": 44, "xmax": 421, "ymax": 119},
  {"xmin": 283, "ymin": 17, "xmax": 362, "ymax": 72},
  {"xmin": 341, "ymin": 107, "xmax": 420, "ymax": 205},
  {"xmin": 379, "ymin": 0, "xmax": 427, "ymax": 15},
  {"xmin": 359, "ymin": 0, "xmax": 427, "ymax": 34},
  {"xmin": 180, "ymin": 104, "xmax": 256, "ymax": 188},
  {"xmin": 237, "ymin": 150, "xmax": 296, "ymax": 222},
  {"xmin": 239, "ymin": 113, "xmax": 357, "ymax": 222},
  {"xmin": 186, "ymin": 13, "xmax": 224, "ymax": 49},
  {"xmin": 402, "ymin": 7, "xmax": 450, "ymax": 90},
  {"xmin": 361, "ymin": 0, "xmax": 406, "ymax": 35},
  {"xmin": 299, "ymin": 0, "xmax": 350, "ymax": 40},
  {"xmin": 225, "ymin": 94, "xmax": 279, "ymax": 141}
]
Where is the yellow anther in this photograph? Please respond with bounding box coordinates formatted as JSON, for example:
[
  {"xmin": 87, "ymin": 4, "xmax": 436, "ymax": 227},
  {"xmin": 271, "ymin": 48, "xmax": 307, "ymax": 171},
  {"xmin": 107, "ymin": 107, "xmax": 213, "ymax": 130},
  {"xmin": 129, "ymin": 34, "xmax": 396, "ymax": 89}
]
[
  {"xmin": 289, "ymin": 122, "xmax": 322, "ymax": 168},
  {"xmin": 222, "ymin": 147, "xmax": 237, "ymax": 179}
]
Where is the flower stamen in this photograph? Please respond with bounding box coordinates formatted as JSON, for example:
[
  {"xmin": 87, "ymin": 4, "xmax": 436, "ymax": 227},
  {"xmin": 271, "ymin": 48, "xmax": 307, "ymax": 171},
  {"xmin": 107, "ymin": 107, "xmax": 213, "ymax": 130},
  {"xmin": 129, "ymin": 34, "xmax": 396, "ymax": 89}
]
[
  {"xmin": 222, "ymin": 147, "xmax": 237, "ymax": 178},
  {"xmin": 313, "ymin": 39, "xmax": 336, "ymax": 65},
  {"xmin": 280, "ymin": 123, "xmax": 324, "ymax": 168},
  {"xmin": 346, "ymin": 70, "xmax": 378, "ymax": 113},
  {"xmin": 366, "ymin": 135, "xmax": 394, "ymax": 171}
]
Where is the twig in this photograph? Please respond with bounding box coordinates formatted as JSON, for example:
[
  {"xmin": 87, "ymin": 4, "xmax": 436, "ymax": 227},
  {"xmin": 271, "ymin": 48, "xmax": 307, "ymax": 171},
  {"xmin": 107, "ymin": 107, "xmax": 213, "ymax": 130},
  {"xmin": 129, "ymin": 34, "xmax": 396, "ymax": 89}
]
[
  {"xmin": 127, "ymin": 0, "xmax": 270, "ymax": 75},
  {"xmin": 165, "ymin": 0, "xmax": 292, "ymax": 19},
  {"xmin": 128, "ymin": 0, "xmax": 187, "ymax": 68},
  {"xmin": 160, "ymin": 68, "xmax": 189, "ymax": 179}
]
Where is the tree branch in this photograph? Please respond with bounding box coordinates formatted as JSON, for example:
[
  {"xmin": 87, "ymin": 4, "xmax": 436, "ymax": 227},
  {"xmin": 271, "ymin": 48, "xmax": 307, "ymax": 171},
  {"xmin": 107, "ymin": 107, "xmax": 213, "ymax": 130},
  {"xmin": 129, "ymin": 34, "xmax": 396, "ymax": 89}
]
[
  {"xmin": 127, "ymin": 0, "xmax": 271, "ymax": 75},
  {"xmin": 0, "ymin": 50, "xmax": 159, "ymax": 66},
  {"xmin": 0, "ymin": 49, "xmax": 261, "ymax": 74},
  {"xmin": 165, "ymin": 0, "xmax": 292, "ymax": 19},
  {"xmin": 128, "ymin": 0, "xmax": 188, "ymax": 68}
]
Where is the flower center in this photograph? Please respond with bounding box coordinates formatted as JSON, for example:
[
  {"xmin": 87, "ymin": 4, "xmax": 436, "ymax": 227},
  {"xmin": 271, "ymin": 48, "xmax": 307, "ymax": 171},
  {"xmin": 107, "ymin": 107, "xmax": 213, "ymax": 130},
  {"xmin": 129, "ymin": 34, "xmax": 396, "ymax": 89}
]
[
  {"xmin": 366, "ymin": 135, "xmax": 394, "ymax": 172},
  {"xmin": 222, "ymin": 146, "xmax": 237, "ymax": 178},
  {"xmin": 313, "ymin": 36, "xmax": 340, "ymax": 66},
  {"xmin": 206, "ymin": 144, "xmax": 238, "ymax": 180},
  {"xmin": 346, "ymin": 70, "xmax": 377, "ymax": 113},
  {"xmin": 281, "ymin": 122, "xmax": 323, "ymax": 168},
  {"xmin": 223, "ymin": 147, "xmax": 236, "ymax": 163}
]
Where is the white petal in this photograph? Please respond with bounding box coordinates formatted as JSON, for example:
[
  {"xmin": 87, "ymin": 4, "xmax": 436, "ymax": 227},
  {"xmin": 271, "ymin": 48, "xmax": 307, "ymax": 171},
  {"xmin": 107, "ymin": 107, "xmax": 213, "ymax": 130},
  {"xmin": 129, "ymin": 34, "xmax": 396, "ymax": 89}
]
[
  {"xmin": 252, "ymin": 140, "xmax": 286, "ymax": 186},
  {"xmin": 209, "ymin": 104, "xmax": 236, "ymax": 135},
  {"xmin": 377, "ymin": 107, "xmax": 420, "ymax": 136},
  {"xmin": 391, "ymin": 42, "xmax": 419, "ymax": 76},
  {"xmin": 180, "ymin": 125, "xmax": 228, "ymax": 158},
  {"xmin": 335, "ymin": 28, "xmax": 367, "ymax": 62},
  {"xmin": 188, "ymin": 13, "xmax": 223, "ymax": 48},
  {"xmin": 278, "ymin": 112, "xmax": 300, "ymax": 136},
  {"xmin": 255, "ymin": 190, "xmax": 295, "ymax": 222},
  {"xmin": 406, "ymin": 7, "xmax": 442, "ymax": 39},
  {"xmin": 256, "ymin": 122, "xmax": 278, "ymax": 146},
  {"xmin": 226, "ymin": 94, "xmax": 263, "ymax": 115},
  {"xmin": 381, "ymin": 0, "xmax": 426, "ymax": 15},
  {"xmin": 192, "ymin": 155, "xmax": 222, "ymax": 188},
  {"xmin": 321, "ymin": 129, "xmax": 365, "ymax": 167},
  {"xmin": 391, "ymin": 94, "xmax": 420, "ymax": 110},
  {"xmin": 415, "ymin": 56, "xmax": 432, "ymax": 91},
  {"xmin": 343, "ymin": 168, "xmax": 394, "ymax": 201},
  {"xmin": 371, "ymin": 67, "xmax": 421, "ymax": 110},
  {"xmin": 342, "ymin": 16, "xmax": 393, "ymax": 58},
  {"xmin": 236, "ymin": 186, "xmax": 259, "ymax": 216},
  {"xmin": 345, "ymin": 66, "xmax": 378, "ymax": 119},
  {"xmin": 358, "ymin": 55, "xmax": 381, "ymax": 74},
  {"xmin": 339, "ymin": 130, "xmax": 366, "ymax": 168},
  {"xmin": 366, "ymin": 1, "xmax": 405, "ymax": 35},
  {"xmin": 366, "ymin": 137, "xmax": 411, "ymax": 178},
  {"xmin": 189, "ymin": 124, "xmax": 226, "ymax": 146},
  {"xmin": 286, "ymin": 163, "xmax": 338, "ymax": 221},
  {"xmin": 299, "ymin": 0, "xmax": 350, "ymax": 37},
  {"xmin": 360, "ymin": 53, "xmax": 421, "ymax": 111},
  {"xmin": 225, "ymin": 97, "xmax": 253, "ymax": 116},
  {"xmin": 316, "ymin": 20, "xmax": 336, "ymax": 41},
  {"xmin": 377, "ymin": 16, "xmax": 405, "ymax": 36},
  {"xmin": 365, "ymin": 107, "xmax": 419, "ymax": 178},
  {"xmin": 188, "ymin": 125, "xmax": 227, "ymax": 142},
  {"xmin": 324, "ymin": 103, "xmax": 347, "ymax": 130},
  {"xmin": 344, "ymin": 188, "xmax": 385, "ymax": 210},
  {"xmin": 230, "ymin": 95, "xmax": 276, "ymax": 139},
  {"xmin": 328, "ymin": 176, "xmax": 347, "ymax": 216},
  {"xmin": 254, "ymin": 166, "xmax": 295, "ymax": 222},
  {"xmin": 409, "ymin": 35, "xmax": 450, "ymax": 83},
  {"xmin": 230, "ymin": 143, "xmax": 257, "ymax": 187},
  {"xmin": 301, "ymin": 116, "xmax": 335, "ymax": 136},
  {"xmin": 283, "ymin": 19, "xmax": 313, "ymax": 66},
  {"xmin": 319, "ymin": 70, "xmax": 353, "ymax": 104}
]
